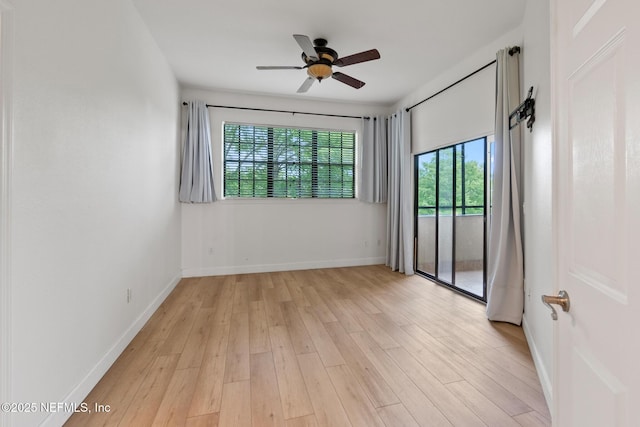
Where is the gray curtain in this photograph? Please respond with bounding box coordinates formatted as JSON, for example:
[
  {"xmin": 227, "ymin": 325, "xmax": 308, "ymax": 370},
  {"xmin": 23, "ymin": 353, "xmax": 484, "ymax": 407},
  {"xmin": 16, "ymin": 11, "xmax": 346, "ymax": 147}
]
[
  {"xmin": 386, "ymin": 110, "xmax": 414, "ymax": 275},
  {"xmin": 486, "ymin": 48, "xmax": 524, "ymax": 324},
  {"xmin": 361, "ymin": 116, "xmax": 387, "ymax": 203},
  {"xmin": 179, "ymin": 100, "xmax": 216, "ymax": 203}
]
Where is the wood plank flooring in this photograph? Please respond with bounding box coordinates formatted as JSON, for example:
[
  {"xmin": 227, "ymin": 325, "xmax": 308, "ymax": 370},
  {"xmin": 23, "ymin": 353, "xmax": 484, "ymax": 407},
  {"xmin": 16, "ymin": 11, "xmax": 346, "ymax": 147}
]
[{"xmin": 64, "ymin": 265, "xmax": 551, "ymax": 427}]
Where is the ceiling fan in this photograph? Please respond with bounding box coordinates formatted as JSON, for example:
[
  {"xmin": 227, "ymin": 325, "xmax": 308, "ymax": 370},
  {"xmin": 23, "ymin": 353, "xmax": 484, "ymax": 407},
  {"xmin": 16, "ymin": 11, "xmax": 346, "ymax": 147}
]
[{"xmin": 256, "ymin": 34, "xmax": 381, "ymax": 93}]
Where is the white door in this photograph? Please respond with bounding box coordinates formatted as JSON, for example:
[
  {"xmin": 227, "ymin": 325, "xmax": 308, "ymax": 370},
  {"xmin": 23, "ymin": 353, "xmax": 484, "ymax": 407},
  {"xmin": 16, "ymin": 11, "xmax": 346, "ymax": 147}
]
[{"xmin": 553, "ymin": 0, "xmax": 640, "ymax": 425}]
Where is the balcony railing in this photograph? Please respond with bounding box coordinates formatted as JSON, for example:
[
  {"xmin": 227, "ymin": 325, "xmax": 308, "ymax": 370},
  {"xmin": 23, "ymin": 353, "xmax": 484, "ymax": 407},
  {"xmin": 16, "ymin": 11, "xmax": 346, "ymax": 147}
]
[{"xmin": 416, "ymin": 213, "xmax": 484, "ymax": 272}]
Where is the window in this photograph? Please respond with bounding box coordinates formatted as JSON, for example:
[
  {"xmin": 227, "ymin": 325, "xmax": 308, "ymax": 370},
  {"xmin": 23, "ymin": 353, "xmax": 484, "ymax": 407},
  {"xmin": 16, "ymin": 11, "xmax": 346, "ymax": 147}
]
[
  {"xmin": 416, "ymin": 139, "xmax": 487, "ymax": 216},
  {"xmin": 223, "ymin": 123, "xmax": 355, "ymax": 198}
]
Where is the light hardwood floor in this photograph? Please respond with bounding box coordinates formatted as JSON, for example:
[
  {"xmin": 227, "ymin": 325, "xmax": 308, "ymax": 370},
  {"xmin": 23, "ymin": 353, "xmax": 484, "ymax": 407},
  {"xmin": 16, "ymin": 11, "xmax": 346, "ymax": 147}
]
[{"xmin": 65, "ymin": 265, "xmax": 551, "ymax": 427}]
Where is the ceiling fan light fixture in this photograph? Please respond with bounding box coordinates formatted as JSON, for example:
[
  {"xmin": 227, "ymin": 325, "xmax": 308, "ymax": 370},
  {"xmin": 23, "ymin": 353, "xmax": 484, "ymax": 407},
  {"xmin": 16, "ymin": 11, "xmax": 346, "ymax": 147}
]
[{"xmin": 307, "ymin": 63, "xmax": 333, "ymax": 81}]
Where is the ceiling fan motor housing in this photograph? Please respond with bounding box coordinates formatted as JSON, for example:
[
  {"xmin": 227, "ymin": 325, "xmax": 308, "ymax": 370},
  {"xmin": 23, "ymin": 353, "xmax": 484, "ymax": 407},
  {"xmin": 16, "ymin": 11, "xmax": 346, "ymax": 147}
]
[{"xmin": 302, "ymin": 43, "xmax": 338, "ymax": 81}]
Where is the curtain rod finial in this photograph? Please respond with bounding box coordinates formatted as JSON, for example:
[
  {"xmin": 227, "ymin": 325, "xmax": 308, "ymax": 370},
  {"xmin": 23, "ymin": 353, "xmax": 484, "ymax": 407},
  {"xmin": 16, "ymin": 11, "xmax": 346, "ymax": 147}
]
[{"xmin": 508, "ymin": 46, "xmax": 521, "ymax": 56}]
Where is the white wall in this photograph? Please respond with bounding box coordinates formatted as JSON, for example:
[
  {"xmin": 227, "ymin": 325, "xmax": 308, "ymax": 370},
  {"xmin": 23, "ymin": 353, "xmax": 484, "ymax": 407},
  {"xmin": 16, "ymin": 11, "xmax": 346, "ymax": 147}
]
[
  {"xmin": 8, "ymin": 1, "xmax": 181, "ymax": 426},
  {"xmin": 0, "ymin": 3, "xmax": 15, "ymax": 423},
  {"xmin": 181, "ymin": 88, "xmax": 389, "ymax": 276},
  {"xmin": 521, "ymin": 0, "xmax": 554, "ymax": 411}
]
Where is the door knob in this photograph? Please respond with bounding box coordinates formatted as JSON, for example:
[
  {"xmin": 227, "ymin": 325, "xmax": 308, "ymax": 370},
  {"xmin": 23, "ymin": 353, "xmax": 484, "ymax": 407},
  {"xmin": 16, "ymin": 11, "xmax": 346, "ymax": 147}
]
[{"xmin": 541, "ymin": 290, "xmax": 570, "ymax": 320}]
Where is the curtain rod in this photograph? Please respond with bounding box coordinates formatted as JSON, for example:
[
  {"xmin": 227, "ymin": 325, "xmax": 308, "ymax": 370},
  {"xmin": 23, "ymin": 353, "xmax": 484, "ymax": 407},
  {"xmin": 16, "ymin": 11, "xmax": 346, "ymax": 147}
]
[
  {"xmin": 181, "ymin": 102, "xmax": 369, "ymax": 120},
  {"xmin": 405, "ymin": 46, "xmax": 520, "ymax": 113},
  {"xmin": 405, "ymin": 60, "xmax": 496, "ymax": 112}
]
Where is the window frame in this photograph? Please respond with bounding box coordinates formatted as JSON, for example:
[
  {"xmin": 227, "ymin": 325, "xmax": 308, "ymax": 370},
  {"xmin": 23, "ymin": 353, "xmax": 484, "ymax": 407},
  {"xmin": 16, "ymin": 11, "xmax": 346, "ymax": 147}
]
[{"xmin": 222, "ymin": 122, "xmax": 357, "ymax": 200}]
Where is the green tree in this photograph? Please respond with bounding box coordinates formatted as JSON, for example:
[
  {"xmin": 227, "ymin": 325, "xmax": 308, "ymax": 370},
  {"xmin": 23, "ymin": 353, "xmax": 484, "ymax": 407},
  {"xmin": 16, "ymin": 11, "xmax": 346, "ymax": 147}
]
[{"xmin": 417, "ymin": 144, "xmax": 485, "ymax": 216}]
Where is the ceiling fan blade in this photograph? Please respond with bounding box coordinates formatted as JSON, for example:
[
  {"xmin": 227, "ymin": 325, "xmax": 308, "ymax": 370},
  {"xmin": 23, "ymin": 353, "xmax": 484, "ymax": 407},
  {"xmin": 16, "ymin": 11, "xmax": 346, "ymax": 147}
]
[
  {"xmin": 256, "ymin": 66, "xmax": 304, "ymax": 70},
  {"xmin": 334, "ymin": 49, "xmax": 380, "ymax": 67},
  {"xmin": 293, "ymin": 34, "xmax": 318, "ymax": 61},
  {"xmin": 297, "ymin": 77, "xmax": 315, "ymax": 93},
  {"xmin": 332, "ymin": 72, "xmax": 365, "ymax": 89}
]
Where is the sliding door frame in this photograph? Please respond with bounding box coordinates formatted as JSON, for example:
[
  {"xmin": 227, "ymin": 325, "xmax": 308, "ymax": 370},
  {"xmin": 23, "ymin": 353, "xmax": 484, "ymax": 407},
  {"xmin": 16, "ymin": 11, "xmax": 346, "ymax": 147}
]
[{"xmin": 414, "ymin": 136, "xmax": 488, "ymax": 302}]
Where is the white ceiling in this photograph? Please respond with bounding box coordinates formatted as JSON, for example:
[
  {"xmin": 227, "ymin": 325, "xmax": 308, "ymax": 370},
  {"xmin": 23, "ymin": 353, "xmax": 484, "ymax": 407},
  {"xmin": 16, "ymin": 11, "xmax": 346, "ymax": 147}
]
[{"xmin": 132, "ymin": 0, "xmax": 525, "ymax": 106}]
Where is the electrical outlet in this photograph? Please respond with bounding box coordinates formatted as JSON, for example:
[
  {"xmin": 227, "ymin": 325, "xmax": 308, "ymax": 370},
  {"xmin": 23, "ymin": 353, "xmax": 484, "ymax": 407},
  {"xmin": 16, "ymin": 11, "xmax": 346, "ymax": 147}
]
[{"xmin": 524, "ymin": 279, "xmax": 531, "ymax": 301}]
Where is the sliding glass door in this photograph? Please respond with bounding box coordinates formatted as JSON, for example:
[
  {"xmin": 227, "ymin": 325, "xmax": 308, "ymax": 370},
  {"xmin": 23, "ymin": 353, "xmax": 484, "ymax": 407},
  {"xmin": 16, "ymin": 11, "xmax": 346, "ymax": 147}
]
[{"xmin": 415, "ymin": 137, "xmax": 488, "ymax": 301}]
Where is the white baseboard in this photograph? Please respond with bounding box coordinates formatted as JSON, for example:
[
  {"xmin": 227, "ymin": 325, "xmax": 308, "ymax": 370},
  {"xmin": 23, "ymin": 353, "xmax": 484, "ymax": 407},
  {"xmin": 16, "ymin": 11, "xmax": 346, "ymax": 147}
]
[
  {"xmin": 42, "ymin": 272, "xmax": 182, "ymax": 427},
  {"xmin": 182, "ymin": 257, "xmax": 386, "ymax": 278},
  {"xmin": 522, "ymin": 315, "xmax": 553, "ymax": 415}
]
